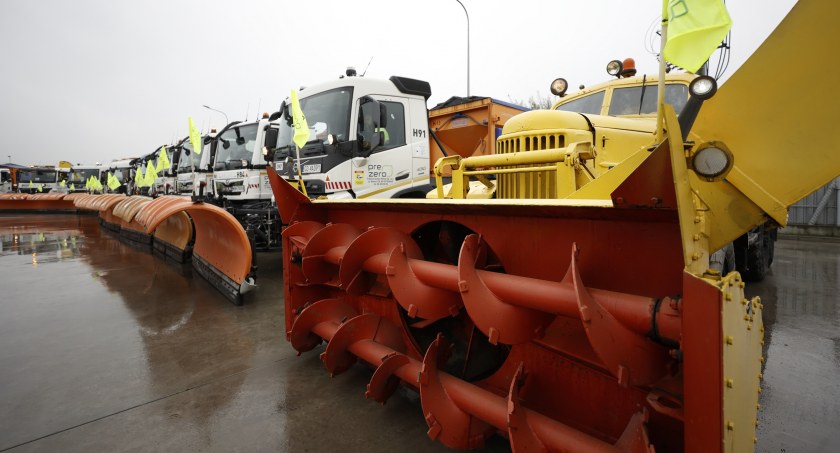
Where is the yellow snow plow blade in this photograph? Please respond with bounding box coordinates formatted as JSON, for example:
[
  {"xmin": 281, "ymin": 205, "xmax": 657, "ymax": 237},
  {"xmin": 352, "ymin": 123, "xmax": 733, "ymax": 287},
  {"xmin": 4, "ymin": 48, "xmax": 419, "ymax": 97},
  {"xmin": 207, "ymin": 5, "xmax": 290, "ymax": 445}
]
[{"xmin": 690, "ymin": 0, "xmax": 840, "ymax": 249}]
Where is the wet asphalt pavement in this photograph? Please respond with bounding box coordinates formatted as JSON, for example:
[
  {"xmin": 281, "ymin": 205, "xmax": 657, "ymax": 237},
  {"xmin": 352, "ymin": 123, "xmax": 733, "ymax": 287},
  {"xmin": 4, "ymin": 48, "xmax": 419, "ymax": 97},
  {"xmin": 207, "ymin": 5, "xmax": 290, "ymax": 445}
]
[{"xmin": 0, "ymin": 214, "xmax": 837, "ymax": 452}]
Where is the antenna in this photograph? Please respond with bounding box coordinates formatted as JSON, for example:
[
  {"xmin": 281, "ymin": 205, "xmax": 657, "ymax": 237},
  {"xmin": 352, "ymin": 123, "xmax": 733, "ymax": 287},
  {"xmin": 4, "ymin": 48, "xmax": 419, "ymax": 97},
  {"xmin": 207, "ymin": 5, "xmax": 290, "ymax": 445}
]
[
  {"xmin": 361, "ymin": 56, "xmax": 374, "ymax": 77},
  {"xmin": 244, "ymin": 102, "xmax": 250, "ymax": 121},
  {"xmin": 256, "ymin": 98, "xmax": 261, "ymax": 119}
]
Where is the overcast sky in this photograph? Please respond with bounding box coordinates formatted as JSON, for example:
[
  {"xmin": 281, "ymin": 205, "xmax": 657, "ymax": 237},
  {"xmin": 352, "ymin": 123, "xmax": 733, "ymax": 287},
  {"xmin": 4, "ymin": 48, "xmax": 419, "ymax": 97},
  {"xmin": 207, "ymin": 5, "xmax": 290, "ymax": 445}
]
[{"xmin": 0, "ymin": 0, "xmax": 796, "ymax": 166}]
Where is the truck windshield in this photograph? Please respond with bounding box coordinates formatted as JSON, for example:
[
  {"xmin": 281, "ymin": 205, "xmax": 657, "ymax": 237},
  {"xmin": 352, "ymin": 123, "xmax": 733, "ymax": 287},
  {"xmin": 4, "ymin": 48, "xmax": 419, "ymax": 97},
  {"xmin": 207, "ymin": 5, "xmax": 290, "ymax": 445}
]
[
  {"xmin": 19, "ymin": 170, "xmax": 57, "ymax": 183},
  {"xmin": 608, "ymin": 84, "xmax": 688, "ymax": 116},
  {"xmin": 177, "ymin": 143, "xmax": 195, "ymax": 171},
  {"xmin": 112, "ymin": 168, "xmax": 131, "ymax": 182},
  {"xmin": 277, "ymin": 87, "xmax": 353, "ymax": 153},
  {"xmin": 67, "ymin": 169, "xmax": 99, "ymax": 183},
  {"xmin": 555, "ymin": 91, "xmax": 605, "ymax": 115},
  {"xmin": 215, "ymin": 123, "xmax": 258, "ymax": 168}
]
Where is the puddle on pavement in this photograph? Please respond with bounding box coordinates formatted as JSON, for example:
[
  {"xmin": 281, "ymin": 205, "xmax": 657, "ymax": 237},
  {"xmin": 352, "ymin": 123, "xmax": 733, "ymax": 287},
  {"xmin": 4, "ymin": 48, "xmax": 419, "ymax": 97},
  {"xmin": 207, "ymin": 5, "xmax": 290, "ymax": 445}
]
[{"xmin": 0, "ymin": 214, "xmax": 280, "ymax": 451}]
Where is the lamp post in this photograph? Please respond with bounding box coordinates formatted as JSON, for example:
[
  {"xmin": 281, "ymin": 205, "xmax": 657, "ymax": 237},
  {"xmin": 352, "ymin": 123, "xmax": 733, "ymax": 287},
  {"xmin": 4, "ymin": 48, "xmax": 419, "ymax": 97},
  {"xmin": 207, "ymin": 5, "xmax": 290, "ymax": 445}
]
[
  {"xmin": 455, "ymin": 0, "xmax": 470, "ymax": 97},
  {"xmin": 202, "ymin": 104, "xmax": 229, "ymax": 125}
]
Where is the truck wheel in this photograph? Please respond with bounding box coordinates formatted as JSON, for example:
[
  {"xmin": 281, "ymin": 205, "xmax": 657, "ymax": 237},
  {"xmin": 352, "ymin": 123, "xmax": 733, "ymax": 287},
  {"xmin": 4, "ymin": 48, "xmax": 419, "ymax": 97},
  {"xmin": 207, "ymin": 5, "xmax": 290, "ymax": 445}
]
[{"xmin": 742, "ymin": 229, "xmax": 772, "ymax": 282}]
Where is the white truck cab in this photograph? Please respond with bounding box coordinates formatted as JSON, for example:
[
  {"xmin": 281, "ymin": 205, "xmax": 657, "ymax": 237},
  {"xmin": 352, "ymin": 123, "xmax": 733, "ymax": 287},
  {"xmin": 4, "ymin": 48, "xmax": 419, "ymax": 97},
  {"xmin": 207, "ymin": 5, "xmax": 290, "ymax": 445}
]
[
  {"xmin": 271, "ymin": 74, "xmax": 432, "ymax": 199},
  {"xmin": 63, "ymin": 165, "xmax": 103, "ymax": 192},
  {"xmin": 106, "ymin": 158, "xmax": 135, "ymax": 194},
  {"xmin": 153, "ymin": 142, "xmax": 183, "ymax": 196},
  {"xmin": 0, "ymin": 168, "xmax": 11, "ymax": 193},
  {"xmin": 210, "ymin": 115, "xmax": 282, "ymax": 249},
  {"xmin": 176, "ymin": 130, "xmax": 218, "ymax": 199},
  {"xmin": 211, "ymin": 115, "xmax": 277, "ymax": 203},
  {"xmin": 18, "ymin": 166, "xmax": 59, "ymax": 193}
]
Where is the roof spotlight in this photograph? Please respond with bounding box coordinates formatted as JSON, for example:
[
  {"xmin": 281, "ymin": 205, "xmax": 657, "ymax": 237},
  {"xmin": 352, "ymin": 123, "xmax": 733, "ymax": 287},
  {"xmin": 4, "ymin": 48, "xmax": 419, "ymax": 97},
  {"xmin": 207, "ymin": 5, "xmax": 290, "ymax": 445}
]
[
  {"xmin": 550, "ymin": 78, "xmax": 568, "ymax": 97},
  {"xmin": 691, "ymin": 141, "xmax": 733, "ymax": 181},
  {"xmin": 606, "ymin": 60, "xmax": 623, "ymax": 77},
  {"xmin": 689, "ymin": 75, "xmax": 718, "ymax": 100}
]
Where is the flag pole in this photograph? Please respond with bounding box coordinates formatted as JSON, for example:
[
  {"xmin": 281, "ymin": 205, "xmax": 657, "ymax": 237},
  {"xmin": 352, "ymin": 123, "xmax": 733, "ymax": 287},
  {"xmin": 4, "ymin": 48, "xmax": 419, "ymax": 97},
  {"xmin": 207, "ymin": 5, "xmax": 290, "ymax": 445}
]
[{"xmin": 655, "ymin": 0, "xmax": 669, "ymax": 143}]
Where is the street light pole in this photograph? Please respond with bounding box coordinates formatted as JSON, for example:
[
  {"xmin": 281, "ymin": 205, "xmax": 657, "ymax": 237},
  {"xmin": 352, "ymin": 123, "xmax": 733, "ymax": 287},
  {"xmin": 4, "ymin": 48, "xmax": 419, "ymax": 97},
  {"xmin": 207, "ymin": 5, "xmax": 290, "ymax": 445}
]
[
  {"xmin": 202, "ymin": 104, "xmax": 229, "ymax": 125},
  {"xmin": 455, "ymin": 0, "xmax": 470, "ymax": 97}
]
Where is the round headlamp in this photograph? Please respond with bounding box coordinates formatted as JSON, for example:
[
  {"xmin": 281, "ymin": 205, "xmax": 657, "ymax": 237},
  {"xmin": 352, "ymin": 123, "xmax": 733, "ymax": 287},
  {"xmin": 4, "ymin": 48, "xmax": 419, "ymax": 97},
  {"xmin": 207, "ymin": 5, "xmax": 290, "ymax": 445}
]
[
  {"xmin": 606, "ymin": 60, "xmax": 623, "ymax": 77},
  {"xmin": 691, "ymin": 142, "xmax": 733, "ymax": 181},
  {"xmin": 689, "ymin": 76, "xmax": 718, "ymax": 100},
  {"xmin": 550, "ymin": 78, "xmax": 568, "ymax": 97}
]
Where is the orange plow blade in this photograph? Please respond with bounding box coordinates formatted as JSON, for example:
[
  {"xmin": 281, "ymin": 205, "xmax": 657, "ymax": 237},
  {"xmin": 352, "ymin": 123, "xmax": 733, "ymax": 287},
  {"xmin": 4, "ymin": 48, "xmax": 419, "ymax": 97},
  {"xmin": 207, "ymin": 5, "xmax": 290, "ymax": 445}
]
[
  {"xmin": 110, "ymin": 196, "xmax": 154, "ymax": 247},
  {"xmin": 137, "ymin": 197, "xmax": 255, "ymax": 304},
  {"xmin": 134, "ymin": 196, "xmax": 195, "ymax": 262},
  {"xmin": 0, "ymin": 193, "xmax": 75, "ymax": 211}
]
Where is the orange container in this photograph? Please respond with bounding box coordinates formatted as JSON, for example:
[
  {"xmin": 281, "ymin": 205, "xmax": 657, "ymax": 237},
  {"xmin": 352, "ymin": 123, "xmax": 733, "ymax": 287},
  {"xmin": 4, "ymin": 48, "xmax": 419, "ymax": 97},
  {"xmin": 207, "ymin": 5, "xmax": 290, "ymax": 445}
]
[{"xmin": 428, "ymin": 97, "xmax": 528, "ymax": 169}]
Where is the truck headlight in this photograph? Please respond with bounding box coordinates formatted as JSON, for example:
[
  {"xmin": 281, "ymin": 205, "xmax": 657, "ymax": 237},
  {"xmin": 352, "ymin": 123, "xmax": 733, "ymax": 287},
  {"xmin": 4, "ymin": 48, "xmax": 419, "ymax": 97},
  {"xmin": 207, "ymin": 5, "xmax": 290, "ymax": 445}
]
[
  {"xmin": 691, "ymin": 141, "xmax": 733, "ymax": 181},
  {"xmin": 606, "ymin": 60, "xmax": 623, "ymax": 77},
  {"xmin": 550, "ymin": 78, "xmax": 568, "ymax": 97},
  {"xmin": 689, "ymin": 75, "xmax": 717, "ymax": 100}
]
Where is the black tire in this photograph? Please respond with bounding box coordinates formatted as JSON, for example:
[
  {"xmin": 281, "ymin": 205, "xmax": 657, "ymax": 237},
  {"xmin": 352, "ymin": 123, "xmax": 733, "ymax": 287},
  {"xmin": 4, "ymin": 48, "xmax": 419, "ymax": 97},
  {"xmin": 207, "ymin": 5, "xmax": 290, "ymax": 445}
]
[{"xmin": 742, "ymin": 229, "xmax": 773, "ymax": 282}]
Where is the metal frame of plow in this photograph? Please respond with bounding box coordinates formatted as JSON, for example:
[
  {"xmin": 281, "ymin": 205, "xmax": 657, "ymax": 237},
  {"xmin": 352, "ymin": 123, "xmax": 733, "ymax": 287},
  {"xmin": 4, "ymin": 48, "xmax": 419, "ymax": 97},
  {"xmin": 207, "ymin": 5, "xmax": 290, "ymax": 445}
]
[
  {"xmin": 268, "ymin": 124, "xmax": 764, "ymax": 452},
  {"xmin": 138, "ymin": 197, "xmax": 255, "ymax": 305}
]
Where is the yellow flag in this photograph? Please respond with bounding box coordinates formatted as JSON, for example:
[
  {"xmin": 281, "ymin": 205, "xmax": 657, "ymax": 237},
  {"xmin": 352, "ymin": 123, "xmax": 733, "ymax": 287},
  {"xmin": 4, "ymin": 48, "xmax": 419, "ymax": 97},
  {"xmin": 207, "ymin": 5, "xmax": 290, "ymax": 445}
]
[
  {"xmin": 108, "ymin": 172, "xmax": 121, "ymax": 190},
  {"xmin": 135, "ymin": 167, "xmax": 145, "ymax": 188},
  {"xmin": 37, "ymin": 184, "xmax": 43, "ymax": 192},
  {"xmin": 663, "ymin": 0, "xmax": 732, "ymax": 73},
  {"xmin": 28, "ymin": 180, "xmax": 33, "ymax": 189},
  {"xmin": 189, "ymin": 117, "xmax": 203, "ymax": 155},
  {"xmin": 157, "ymin": 146, "xmax": 171, "ymax": 171},
  {"xmin": 291, "ymin": 90, "xmax": 310, "ymax": 149},
  {"xmin": 71, "ymin": 183, "xmax": 76, "ymax": 191},
  {"xmin": 145, "ymin": 160, "xmax": 158, "ymax": 186},
  {"xmin": 59, "ymin": 180, "xmax": 66, "ymax": 187},
  {"xmin": 93, "ymin": 177, "xmax": 102, "ymax": 191}
]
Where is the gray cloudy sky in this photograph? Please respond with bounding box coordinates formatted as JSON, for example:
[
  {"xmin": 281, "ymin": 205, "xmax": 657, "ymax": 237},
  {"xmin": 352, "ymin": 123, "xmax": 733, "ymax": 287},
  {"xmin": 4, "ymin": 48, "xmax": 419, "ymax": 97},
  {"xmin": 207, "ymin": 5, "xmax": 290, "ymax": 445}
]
[{"xmin": 1, "ymin": 0, "xmax": 796, "ymax": 166}]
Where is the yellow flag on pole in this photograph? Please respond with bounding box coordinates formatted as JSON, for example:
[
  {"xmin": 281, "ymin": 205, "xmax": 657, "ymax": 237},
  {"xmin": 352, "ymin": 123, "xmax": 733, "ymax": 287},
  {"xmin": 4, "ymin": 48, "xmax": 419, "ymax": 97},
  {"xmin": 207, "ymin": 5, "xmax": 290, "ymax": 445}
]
[
  {"xmin": 37, "ymin": 184, "xmax": 43, "ymax": 192},
  {"xmin": 189, "ymin": 117, "xmax": 203, "ymax": 155},
  {"xmin": 663, "ymin": 0, "xmax": 732, "ymax": 73},
  {"xmin": 28, "ymin": 180, "xmax": 33, "ymax": 190},
  {"xmin": 145, "ymin": 160, "xmax": 158, "ymax": 187},
  {"xmin": 59, "ymin": 180, "xmax": 66, "ymax": 187},
  {"xmin": 70, "ymin": 183, "xmax": 76, "ymax": 191},
  {"xmin": 108, "ymin": 172, "xmax": 121, "ymax": 190},
  {"xmin": 157, "ymin": 146, "xmax": 171, "ymax": 171},
  {"xmin": 291, "ymin": 90, "xmax": 310, "ymax": 149}
]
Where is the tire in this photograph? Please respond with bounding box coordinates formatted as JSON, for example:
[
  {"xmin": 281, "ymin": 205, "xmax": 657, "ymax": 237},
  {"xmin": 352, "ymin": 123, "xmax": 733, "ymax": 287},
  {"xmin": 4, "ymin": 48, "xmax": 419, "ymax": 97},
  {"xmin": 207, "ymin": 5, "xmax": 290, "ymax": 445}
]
[{"xmin": 742, "ymin": 229, "xmax": 772, "ymax": 282}]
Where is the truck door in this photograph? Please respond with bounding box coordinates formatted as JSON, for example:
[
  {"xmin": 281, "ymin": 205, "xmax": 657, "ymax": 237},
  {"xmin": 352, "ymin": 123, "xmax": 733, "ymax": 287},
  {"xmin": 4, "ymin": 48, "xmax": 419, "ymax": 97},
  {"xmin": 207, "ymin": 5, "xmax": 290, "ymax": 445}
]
[{"xmin": 351, "ymin": 96, "xmax": 410, "ymax": 198}]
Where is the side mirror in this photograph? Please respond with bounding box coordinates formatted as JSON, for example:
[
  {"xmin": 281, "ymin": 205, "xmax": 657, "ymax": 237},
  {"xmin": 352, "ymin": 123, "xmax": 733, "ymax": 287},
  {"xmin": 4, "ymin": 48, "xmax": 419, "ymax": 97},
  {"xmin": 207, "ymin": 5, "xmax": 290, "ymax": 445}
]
[
  {"xmin": 222, "ymin": 140, "xmax": 230, "ymax": 150},
  {"xmin": 263, "ymin": 127, "xmax": 279, "ymax": 162},
  {"xmin": 281, "ymin": 100, "xmax": 293, "ymax": 125},
  {"xmin": 235, "ymin": 137, "xmax": 246, "ymax": 145}
]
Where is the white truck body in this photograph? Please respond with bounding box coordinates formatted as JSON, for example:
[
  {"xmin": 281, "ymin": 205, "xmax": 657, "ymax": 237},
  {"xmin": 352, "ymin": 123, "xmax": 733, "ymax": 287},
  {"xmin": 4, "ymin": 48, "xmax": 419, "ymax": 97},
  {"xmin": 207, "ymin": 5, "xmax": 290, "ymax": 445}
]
[
  {"xmin": 63, "ymin": 165, "xmax": 103, "ymax": 192},
  {"xmin": 175, "ymin": 132, "xmax": 217, "ymax": 198},
  {"xmin": 272, "ymin": 75, "xmax": 432, "ymax": 200},
  {"xmin": 212, "ymin": 118, "xmax": 276, "ymax": 202},
  {"xmin": 0, "ymin": 169, "xmax": 11, "ymax": 193},
  {"xmin": 107, "ymin": 158, "xmax": 135, "ymax": 194},
  {"xmin": 18, "ymin": 167, "xmax": 60, "ymax": 193},
  {"xmin": 153, "ymin": 144, "xmax": 179, "ymax": 196}
]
